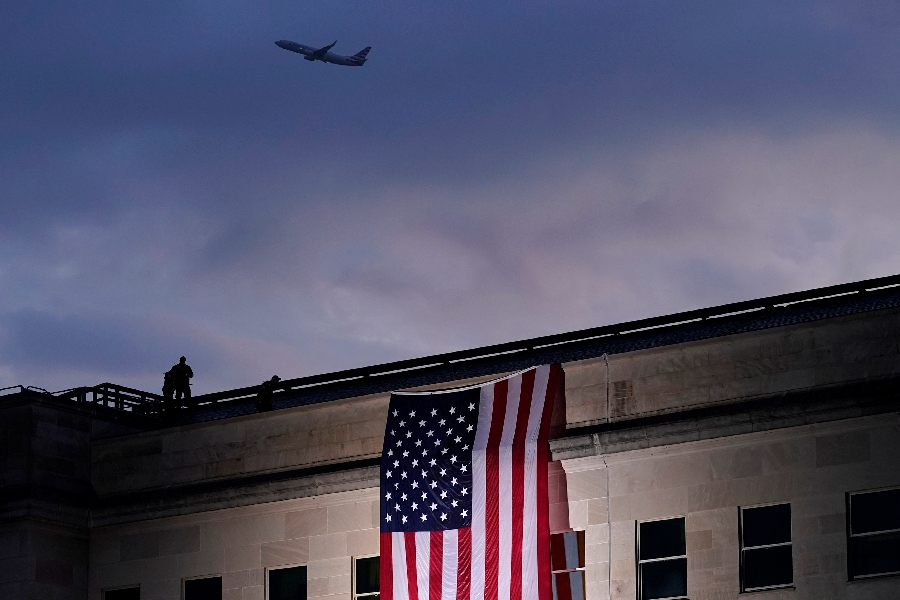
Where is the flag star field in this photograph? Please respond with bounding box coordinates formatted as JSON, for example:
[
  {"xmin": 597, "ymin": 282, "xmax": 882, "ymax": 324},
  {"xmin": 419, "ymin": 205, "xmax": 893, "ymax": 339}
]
[{"xmin": 381, "ymin": 389, "xmax": 479, "ymax": 531}]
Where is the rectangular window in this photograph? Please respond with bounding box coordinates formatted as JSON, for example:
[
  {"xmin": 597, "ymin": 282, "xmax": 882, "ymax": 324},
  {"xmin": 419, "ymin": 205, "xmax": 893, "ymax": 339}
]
[
  {"xmin": 184, "ymin": 576, "xmax": 222, "ymax": 600},
  {"xmin": 637, "ymin": 517, "xmax": 687, "ymax": 600},
  {"xmin": 848, "ymin": 487, "xmax": 900, "ymax": 580},
  {"xmin": 550, "ymin": 531, "xmax": 585, "ymax": 600},
  {"xmin": 268, "ymin": 565, "xmax": 307, "ymax": 600},
  {"xmin": 739, "ymin": 503, "xmax": 793, "ymax": 592},
  {"xmin": 354, "ymin": 556, "xmax": 380, "ymax": 600},
  {"xmin": 104, "ymin": 587, "xmax": 140, "ymax": 600}
]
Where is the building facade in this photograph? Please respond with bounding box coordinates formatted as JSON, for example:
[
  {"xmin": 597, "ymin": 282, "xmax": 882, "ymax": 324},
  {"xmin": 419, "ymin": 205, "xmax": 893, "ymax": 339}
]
[{"xmin": 3, "ymin": 276, "xmax": 900, "ymax": 600}]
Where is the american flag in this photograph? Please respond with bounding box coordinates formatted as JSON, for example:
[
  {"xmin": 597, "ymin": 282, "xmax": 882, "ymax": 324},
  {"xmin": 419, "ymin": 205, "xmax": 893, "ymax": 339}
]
[{"xmin": 380, "ymin": 364, "xmax": 562, "ymax": 600}]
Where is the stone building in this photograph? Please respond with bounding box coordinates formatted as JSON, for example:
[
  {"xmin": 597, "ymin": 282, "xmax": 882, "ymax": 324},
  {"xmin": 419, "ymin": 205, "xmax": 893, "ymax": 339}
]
[{"xmin": 3, "ymin": 275, "xmax": 900, "ymax": 600}]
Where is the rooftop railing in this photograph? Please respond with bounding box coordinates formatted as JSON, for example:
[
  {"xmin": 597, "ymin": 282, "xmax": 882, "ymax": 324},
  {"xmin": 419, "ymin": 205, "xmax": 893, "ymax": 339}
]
[{"xmin": 52, "ymin": 383, "xmax": 163, "ymax": 415}]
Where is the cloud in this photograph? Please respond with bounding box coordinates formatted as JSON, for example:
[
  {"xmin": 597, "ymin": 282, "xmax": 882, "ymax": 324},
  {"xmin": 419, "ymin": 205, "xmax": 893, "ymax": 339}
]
[
  {"xmin": 3, "ymin": 1, "xmax": 900, "ymax": 391},
  {"xmin": 4, "ymin": 122, "xmax": 900, "ymax": 391},
  {"xmin": 303, "ymin": 125, "xmax": 900, "ymax": 351},
  {"xmin": 0, "ymin": 308, "xmax": 314, "ymax": 393}
]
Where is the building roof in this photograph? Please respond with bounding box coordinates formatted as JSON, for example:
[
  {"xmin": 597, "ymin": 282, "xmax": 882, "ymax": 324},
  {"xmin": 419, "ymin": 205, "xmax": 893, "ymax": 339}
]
[
  {"xmin": 188, "ymin": 274, "xmax": 900, "ymax": 424},
  {"xmin": 22, "ymin": 273, "xmax": 900, "ymax": 426}
]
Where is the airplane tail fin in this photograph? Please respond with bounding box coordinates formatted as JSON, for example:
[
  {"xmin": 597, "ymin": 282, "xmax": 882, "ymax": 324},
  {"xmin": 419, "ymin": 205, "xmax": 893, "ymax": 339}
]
[{"xmin": 353, "ymin": 47, "xmax": 371, "ymax": 60}]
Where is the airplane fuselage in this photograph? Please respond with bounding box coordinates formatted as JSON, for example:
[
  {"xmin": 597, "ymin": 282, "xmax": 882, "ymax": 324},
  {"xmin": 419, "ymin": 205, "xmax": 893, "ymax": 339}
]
[{"xmin": 275, "ymin": 40, "xmax": 369, "ymax": 66}]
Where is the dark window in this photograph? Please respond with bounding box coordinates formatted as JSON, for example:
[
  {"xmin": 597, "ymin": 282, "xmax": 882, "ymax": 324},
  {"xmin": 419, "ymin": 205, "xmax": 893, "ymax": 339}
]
[
  {"xmin": 355, "ymin": 556, "xmax": 380, "ymax": 600},
  {"xmin": 849, "ymin": 488, "xmax": 900, "ymax": 580},
  {"xmin": 740, "ymin": 503, "xmax": 792, "ymax": 592},
  {"xmin": 269, "ymin": 565, "xmax": 307, "ymax": 600},
  {"xmin": 550, "ymin": 531, "xmax": 585, "ymax": 600},
  {"xmin": 638, "ymin": 518, "xmax": 686, "ymax": 600},
  {"xmin": 184, "ymin": 576, "xmax": 222, "ymax": 600},
  {"xmin": 104, "ymin": 587, "xmax": 140, "ymax": 600}
]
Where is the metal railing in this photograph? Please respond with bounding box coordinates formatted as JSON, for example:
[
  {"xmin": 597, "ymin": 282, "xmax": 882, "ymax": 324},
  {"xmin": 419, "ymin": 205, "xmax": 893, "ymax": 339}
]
[
  {"xmin": 25, "ymin": 272, "xmax": 900, "ymax": 416},
  {"xmin": 52, "ymin": 383, "xmax": 163, "ymax": 416}
]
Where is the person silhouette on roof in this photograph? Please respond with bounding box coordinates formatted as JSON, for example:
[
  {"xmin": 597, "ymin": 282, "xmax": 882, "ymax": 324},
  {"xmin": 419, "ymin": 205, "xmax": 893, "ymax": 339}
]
[
  {"xmin": 170, "ymin": 356, "xmax": 194, "ymax": 408},
  {"xmin": 255, "ymin": 375, "xmax": 281, "ymax": 412}
]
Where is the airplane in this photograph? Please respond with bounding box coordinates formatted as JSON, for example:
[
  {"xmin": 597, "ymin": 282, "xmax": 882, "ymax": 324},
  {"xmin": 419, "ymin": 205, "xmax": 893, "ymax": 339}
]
[{"xmin": 275, "ymin": 40, "xmax": 371, "ymax": 66}]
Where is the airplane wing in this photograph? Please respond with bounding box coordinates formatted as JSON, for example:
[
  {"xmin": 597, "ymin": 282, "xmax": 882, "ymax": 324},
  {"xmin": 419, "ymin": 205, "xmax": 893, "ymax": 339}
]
[{"xmin": 313, "ymin": 41, "xmax": 337, "ymax": 57}]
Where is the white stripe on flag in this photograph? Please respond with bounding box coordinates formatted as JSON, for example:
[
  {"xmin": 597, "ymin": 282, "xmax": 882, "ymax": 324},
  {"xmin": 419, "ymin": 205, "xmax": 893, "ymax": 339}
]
[
  {"xmin": 393, "ymin": 532, "xmax": 410, "ymax": 600},
  {"xmin": 498, "ymin": 374, "xmax": 521, "ymax": 600},
  {"xmin": 470, "ymin": 384, "xmax": 493, "ymax": 600},
  {"xmin": 416, "ymin": 531, "xmax": 430, "ymax": 600},
  {"xmin": 442, "ymin": 529, "xmax": 459, "ymax": 600},
  {"xmin": 526, "ymin": 365, "xmax": 550, "ymax": 444},
  {"xmin": 522, "ymin": 365, "xmax": 549, "ymax": 600},
  {"xmin": 474, "ymin": 382, "xmax": 495, "ymax": 451}
]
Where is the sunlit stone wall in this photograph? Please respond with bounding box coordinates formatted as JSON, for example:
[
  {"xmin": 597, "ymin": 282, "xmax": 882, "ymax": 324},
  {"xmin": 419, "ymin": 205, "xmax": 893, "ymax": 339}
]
[{"xmin": 83, "ymin": 306, "xmax": 900, "ymax": 600}]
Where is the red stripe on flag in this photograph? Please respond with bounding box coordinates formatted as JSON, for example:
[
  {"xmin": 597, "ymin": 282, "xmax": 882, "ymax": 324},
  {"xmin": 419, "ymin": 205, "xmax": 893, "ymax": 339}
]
[
  {"xmin": 457, "ymin": 527, "xmax": 471, "ymax": 600},
  {"xmin": 485, "ymin": 378, "xmax": 508, "ymax": 600},
  {"xmin": 539, "ymin": 365, "xmax": 559, "ymax": 442},
  {"xmin": 430, "ymin": 531, "xmax": 444, "ymax": 600},
  {"xmin": 381, "ymin": 532, "xmax": 394, "ymax": 600},
  {"xmin": 510, "ymin": 370, "xmax": 535, "ymax": 600},
  {"xmin": 406, "ymin": 531, "xmax": 420, "ymax": 600},
  {"xmin": 556, "ymin": 573, "xmax": 572, "ymax": 600},
  {"xmin": 549, "ymin": 534, "xmax": 566, "ymax": 573},
  {"xmin": 536, "ymin": 366, "xmax": 560, "ymax": 600}
]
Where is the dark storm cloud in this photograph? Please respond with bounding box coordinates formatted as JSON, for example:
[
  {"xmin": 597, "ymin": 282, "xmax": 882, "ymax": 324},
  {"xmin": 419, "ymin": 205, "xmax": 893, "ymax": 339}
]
[{"xmin": 2, "ymin": 1, "xmax": 900, "ymax": 391}]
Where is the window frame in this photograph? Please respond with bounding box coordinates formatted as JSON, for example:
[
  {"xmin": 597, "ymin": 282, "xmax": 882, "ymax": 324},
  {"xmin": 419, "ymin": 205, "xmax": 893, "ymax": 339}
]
[
  {"xmin": 353, "ymin": 554, "xmax": 380, "ymax": 600},
  {"xmin": 549, "ymin": 530, "xmax": 586, "ymax": 600},
  {"xmin": 636, "ymin": 516, "xmax": 688, "ymax": 600},
  {"xmin": 738, "ymin": 502, "xmax": 793, "ymax": 593},
  {"xmin": 182, "ymin": 574, "xmax": 223, "ymax": 600},
  {"xmin": 102, "ymin": 585, "xmax": 141, "ymax": 600},
  {"xmin": 266, "ymin": 563, "xmax": 308, "ymax": 600},
  {"xmin": 847, "ymin": 486, "xmax": 900, "ymax": 581}
]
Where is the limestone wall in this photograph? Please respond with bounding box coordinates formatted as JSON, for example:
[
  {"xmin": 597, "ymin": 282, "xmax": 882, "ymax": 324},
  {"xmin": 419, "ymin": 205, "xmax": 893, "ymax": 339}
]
[
  {"xmin": 92, "ymin": 392, "xmax": 391, "ymax": 497},
  {"xmin": 89, "ymin": 308, "xmax": 900, "ymax": 513},
  {"xmin": 82, "ymin": 306, "xmax": 900, "ymax": 600},
  {"xmin": 87, "ymin": 413, "xmax": 900, "ymax": 600},
  {"xmin": 88, "ymin": 461, "xmax": 571, "ymax": 600},
  {"xmin": 562, "ymin": 413, "xmax": 900, "ymax": 600},
  {"xmin": 0, "ymin": 402, "xmax": 92, "ymax": 599},
  {"xmin": 89, "ymin": 488, "xmax": 379, "ymax": 600},
  {"xmin": 91, "ymin": 375, "xmax": 515, "ymax": 500}
]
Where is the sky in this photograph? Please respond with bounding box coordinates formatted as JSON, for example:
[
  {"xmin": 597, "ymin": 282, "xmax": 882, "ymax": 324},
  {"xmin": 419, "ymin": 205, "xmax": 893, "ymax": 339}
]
[{"xmin": 2, "ymin": 1, "xmax": 900, "ymax": 394}]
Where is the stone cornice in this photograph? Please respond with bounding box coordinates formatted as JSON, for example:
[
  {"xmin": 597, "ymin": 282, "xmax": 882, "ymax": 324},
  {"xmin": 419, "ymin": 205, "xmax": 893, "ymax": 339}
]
[
  {"xmin": 90, "ymin": 457, "xmax": 380, "ymax": 527},
  {"xmin": 551, "ymin": 374, "xmax": 900, "ymax": 461}
]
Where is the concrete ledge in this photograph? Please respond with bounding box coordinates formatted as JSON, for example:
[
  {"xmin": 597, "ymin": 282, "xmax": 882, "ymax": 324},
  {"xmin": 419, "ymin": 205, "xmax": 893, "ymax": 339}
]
[
  {"xmin": 0, "ymin": 494, "xmax": 91, "ymax": 529},
  {"xmin": 91, "ymin": 459, "xmax": 380, "ymax": 527},
  {"xmin": 551, "ymin": 375, "xmax": 900, "ymax": 460}
]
